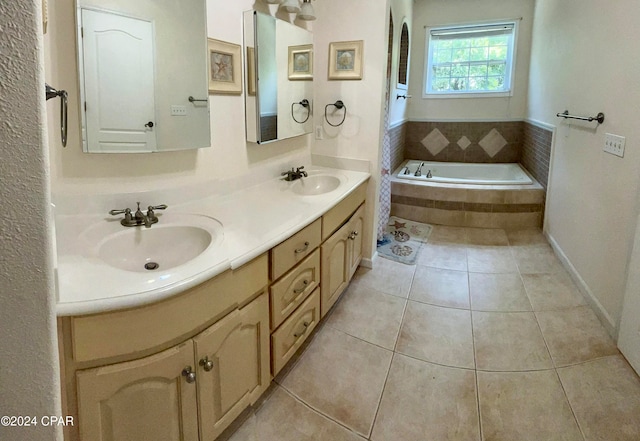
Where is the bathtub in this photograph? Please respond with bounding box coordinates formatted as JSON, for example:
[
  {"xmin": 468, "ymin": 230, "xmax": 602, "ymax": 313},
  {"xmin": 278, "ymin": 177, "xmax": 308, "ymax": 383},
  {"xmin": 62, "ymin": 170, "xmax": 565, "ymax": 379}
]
[
  {"xmin": 397, "ymin": 160, "xmax": 533, "ymax": 185},
  {"xmin": 390, "ymin": 160, "xmax": 545, "ymax": 228}
]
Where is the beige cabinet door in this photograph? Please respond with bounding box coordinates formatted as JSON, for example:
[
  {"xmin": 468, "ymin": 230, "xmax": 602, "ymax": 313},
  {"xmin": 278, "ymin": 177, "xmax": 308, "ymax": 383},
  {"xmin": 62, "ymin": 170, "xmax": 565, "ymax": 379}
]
[
  {"xmin": 194, "ymin": 293, "xmax": 270, "ymax": 441},
  {"xmin": 76, "ymin": 341, "xmax": 199, "ymax": 441},
  {"xmin": 347, "ymin": 204, "xmax": 365, "ymax": 280},
  {"xmin": 320, "ymin": 220, "xmax": 351, "ymax": 317}
]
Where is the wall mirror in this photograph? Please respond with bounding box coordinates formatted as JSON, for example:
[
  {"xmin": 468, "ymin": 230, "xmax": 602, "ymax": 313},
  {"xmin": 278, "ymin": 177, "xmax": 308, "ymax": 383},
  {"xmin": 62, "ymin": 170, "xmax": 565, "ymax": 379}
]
[
  {"xmin": 75, "ymin": 0, "xmax": 210, "ymax": 153},
  {"xmin": 397, "ymin": 21, "xmax": 410, "ymax": 89},
  {"xmin": 244, "ymin": 11, "xmax": 313, "ymax": 144}
]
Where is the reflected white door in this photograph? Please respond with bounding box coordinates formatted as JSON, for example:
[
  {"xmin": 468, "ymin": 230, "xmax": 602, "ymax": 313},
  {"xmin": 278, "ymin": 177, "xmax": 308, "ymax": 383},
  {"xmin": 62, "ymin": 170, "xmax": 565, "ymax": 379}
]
[
  {"xmin": 619, "ymin": 214, "xmax": 640, "ymax": 375},
  {"xmin": 81, "ymin": 9, "xmax": 156, "ymax": 152}
]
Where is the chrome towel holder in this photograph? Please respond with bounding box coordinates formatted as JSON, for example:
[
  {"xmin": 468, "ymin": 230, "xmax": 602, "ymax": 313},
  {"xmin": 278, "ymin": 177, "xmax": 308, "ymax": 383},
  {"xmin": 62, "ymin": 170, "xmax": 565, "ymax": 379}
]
[
  {"xmin": 556, "ymin": 110, "xmax": 605, "ymax": 124},
  {"xmin": 324, "ymin": 100, "xmax": 346, "ymax": 127},
  {"xmin": 45, "ymin": 83, "xmax": 68, "ymax": 147},
  {"xmin": 291, "ymin": 99, "xmax": 311, "ymax": 124}
]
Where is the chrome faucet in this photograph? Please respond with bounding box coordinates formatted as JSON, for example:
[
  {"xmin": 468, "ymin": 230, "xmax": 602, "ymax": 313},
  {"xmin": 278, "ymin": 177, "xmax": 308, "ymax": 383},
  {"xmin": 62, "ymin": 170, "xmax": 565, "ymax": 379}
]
[
  {"xmin": 426, "ymin": 169, "xmax": 432, "ymax": 179},
  {"xmin": 109, "ymin": 202, "xmax": 167, "ymax": 228},
  {"xmin": 281, "ymin": 166, "xmax": 308, "ymax": 181},
  {"xmin": 402, "ymin": 166, "xmax": 411, "ymax": 175},
  {"xmin": 414, "ymin": 162, "xmax": 425, "ymax": 177}
]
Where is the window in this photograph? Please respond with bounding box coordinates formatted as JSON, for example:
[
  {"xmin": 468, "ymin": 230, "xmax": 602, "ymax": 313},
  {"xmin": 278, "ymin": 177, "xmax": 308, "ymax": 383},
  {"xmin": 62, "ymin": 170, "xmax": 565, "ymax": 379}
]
[{"xmin": 424, "ymin": 22, "xmax": 517, "ymax": 96}]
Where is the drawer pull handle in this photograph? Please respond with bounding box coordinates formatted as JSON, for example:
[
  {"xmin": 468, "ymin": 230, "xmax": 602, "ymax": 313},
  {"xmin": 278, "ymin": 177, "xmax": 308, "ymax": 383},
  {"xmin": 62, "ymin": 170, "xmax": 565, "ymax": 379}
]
[
  {"xmin": 293, "ymin": 279, "xmax": 309, "ymax": 294},
  {"xmin": 295, "ymin": 241, "xmax": 310, "ymax": 254},
  {"xmin": 293, "ymin": 321, "xmax": 310, "ymax": 338},
  {"xmin": 182, "ymin": 366, "xmax": 196, "ymax": 384},
  {"xmin": 199, "ymin": 356, "xmax": 214, "ymax": 372}
]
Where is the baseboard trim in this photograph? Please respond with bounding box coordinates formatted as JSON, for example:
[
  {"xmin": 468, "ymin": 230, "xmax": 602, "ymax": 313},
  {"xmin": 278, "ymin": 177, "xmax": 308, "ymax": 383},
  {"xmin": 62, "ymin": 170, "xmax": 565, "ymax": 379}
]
[
  {"xmin": 545, "ymin": 231, "xmax": 618, "ymax": 339},
  {"xmin": 360, "ymin": 252, "xmax": 377, "ymax": 269}
]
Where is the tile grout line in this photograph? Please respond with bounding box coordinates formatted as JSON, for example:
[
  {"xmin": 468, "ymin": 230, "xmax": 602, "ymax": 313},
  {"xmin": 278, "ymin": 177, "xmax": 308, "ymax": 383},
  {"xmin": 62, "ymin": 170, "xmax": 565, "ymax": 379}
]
[
  {"xmin": 277, "ymin": 385, "xmax": 369, "ymax": 440},
  {"xmin": 514, "ymin": 234, "xmax": 584, "ymax": 440},
  {"xmin": 367, "ymin": 262, "xmax": 417, "ymax": 439},
  {"xmin": 552, "ymin": 368, "xmax": 587, "ymax": 441},
  {"xmin": 467, "ymin": 256, "xmax": 484, "ymax": 441}
]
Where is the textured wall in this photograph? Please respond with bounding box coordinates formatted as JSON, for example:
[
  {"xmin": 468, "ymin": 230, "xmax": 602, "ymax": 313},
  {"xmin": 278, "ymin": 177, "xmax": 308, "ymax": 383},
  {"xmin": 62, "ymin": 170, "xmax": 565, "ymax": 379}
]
[
  {"xmin": 0, "ymin": 1, "xmax": 62, "ymax": 440},
  {"xmin": 528, "ymin": 0, "xmax": 640, "ymax": 333}
]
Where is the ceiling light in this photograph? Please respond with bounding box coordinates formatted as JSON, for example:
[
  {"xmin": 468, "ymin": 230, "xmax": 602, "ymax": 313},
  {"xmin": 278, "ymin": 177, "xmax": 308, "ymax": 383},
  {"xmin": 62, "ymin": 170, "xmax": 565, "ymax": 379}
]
[
  {"xmin": 281, "ymin": 0, "xmax": 301, "ymax": 13},
  {"xmin": 298, "ymin": 0, "xmax": 316, "ymax": 20}
]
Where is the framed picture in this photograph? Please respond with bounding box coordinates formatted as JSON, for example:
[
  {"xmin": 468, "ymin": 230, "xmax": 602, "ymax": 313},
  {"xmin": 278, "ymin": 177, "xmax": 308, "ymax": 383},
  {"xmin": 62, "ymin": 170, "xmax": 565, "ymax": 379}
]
[
  {"xmin": 246, "ymin": 46, "xmax": 256, "ymax": 96},
  {"xmin": 288, "ymin": 44, "xmax": 313, "ymax": 80},
  {"xmin": 328, "ymin": 40, "xmax": 364, "ymax": 80},
  {"xmin": 208, "ymin": 38, "xmax": 242, "ymax": 95}
]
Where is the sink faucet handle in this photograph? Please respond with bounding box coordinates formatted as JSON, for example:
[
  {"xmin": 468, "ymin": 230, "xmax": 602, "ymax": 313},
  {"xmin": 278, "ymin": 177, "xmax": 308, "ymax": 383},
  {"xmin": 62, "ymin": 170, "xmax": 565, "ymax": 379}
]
[
  {"xmin": 296, "ymin": 166, "xmax": 308, "ymax": 177},
  {"xmin": 146, "ymin": 204, "xmax": 167, "ymax": 224},
  {"xmin": 109, "ymin": 208, "xmax": 131, "ymax": 216}
]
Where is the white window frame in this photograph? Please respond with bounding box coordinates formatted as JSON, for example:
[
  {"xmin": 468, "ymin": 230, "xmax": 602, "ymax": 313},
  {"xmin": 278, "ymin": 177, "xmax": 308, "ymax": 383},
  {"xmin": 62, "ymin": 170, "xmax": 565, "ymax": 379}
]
[{"xmin": 423, "ymin": 20, "xmax": 518, "ymax": 99}]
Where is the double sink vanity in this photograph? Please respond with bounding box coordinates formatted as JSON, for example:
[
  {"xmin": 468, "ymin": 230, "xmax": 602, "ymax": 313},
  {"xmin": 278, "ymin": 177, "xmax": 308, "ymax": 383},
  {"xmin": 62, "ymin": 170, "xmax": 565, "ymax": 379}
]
[{"xmin": 55, "ymin": 167, "xmax": 370, "ymax": 441}]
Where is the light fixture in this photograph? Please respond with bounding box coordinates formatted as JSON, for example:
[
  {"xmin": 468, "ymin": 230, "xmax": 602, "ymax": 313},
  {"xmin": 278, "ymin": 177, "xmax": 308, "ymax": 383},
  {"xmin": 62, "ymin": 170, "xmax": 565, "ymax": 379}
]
[
  {"xmin": 297, "ymin": 0, "xmax": 316, "ymax": 21},
  {"xmin": 264, "ymin": 0, "xmax": 283, "ymax": 4},
  {"xmin": 281, "ymin": 0, "xmax": 301, "ymax": 13}
]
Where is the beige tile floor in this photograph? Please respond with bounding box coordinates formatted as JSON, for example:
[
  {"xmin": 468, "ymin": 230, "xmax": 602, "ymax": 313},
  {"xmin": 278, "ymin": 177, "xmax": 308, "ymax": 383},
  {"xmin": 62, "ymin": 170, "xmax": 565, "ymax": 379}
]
[{"xmin": 227, "ymin": 226, "xmax": 640, "ymax": 441}]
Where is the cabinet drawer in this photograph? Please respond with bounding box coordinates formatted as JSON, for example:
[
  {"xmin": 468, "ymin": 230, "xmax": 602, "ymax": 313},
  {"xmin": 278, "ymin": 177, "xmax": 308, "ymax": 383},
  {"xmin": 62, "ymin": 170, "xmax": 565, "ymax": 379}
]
[
  {"xmin": 322, "ymin": 181, "xmax": 367, "ymax": 241},
  {"xmin": 270, "ymin": 218, "xmax": 321, "ymax": 281},
  {"xmin": 71, "ymin": 254, "xmax": 268, "ymax": 363},
  {"xmin": 271, "ymin": 288, "xmax": 320, "ymax": 376},
  {"xmin": 270, "ymin": 249, "xmax": 320, "ymax": 330}
]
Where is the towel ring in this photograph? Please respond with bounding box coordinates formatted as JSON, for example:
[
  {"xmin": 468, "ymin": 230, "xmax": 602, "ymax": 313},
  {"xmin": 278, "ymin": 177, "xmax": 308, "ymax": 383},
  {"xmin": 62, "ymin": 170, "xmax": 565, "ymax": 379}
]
[
  {"xmin": 324, "ymin": 100, "xmax": 346, "ymax": 127},
  {"xmin": 291, "ymin": 99, "xmax": 311, "ymax": 124}
]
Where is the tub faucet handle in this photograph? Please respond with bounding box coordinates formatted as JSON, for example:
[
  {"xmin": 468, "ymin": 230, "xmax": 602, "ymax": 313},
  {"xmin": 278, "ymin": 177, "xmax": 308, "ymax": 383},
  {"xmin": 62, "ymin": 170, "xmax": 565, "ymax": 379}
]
[
  {"xmin": 414, "ymin": 162, "xmax": 424, "ymax": 177},
  {"xmin": 426, "ymin": 170, "xmax": 432, "ymax": 179}
]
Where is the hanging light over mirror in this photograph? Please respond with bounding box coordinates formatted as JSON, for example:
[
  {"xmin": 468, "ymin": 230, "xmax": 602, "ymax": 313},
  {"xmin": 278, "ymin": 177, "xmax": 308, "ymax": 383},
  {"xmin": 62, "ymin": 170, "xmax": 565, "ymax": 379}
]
[
  {"xmin": 264, "ymin": 0, "xmax": 283, "ymax": 4},
  {"xmin": 298, "ymin": 0, "xmax": 316, "ymax": 20},
  {"xmin": 281, "ymin": 0, "xmax": 301, "ymax": 13}
]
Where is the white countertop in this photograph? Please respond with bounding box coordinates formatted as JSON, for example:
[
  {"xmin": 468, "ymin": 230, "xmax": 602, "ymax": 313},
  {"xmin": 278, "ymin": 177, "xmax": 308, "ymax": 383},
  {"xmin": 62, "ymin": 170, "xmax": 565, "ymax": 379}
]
[{"xmin": 55, "ymin": 167, "xmax": 370, "ymax": 316}]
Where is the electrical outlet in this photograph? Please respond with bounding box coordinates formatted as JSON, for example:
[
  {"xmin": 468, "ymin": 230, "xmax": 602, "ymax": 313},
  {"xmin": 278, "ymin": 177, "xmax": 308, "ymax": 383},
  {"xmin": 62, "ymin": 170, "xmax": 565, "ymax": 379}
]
[
  {"xmin": 315, "ymin": 126, "xmax": 323, "ymax": 140},
  {"xmin": 604, "ymin": 133, "xmax": 625, "ymax": 158},
  {"xmin": 170, "ymin": 105, "xmax": 187, "ymax": 116}
]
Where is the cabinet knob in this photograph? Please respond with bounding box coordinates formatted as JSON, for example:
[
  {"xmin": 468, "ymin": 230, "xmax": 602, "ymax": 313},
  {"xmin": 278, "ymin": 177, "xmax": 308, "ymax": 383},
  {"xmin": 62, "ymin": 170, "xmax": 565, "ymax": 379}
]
[
  {"xmin": 293, "ymin": 279, "xmax": 309, "ymax": 294},
  {"xmin": 294, "ymin": 241, "xmax": 310, "ymax": 254},
  {"xmin": 294, "ymin": 321, "xmax": 310, "ymax": 338},
  {"xmin": 199, "ymin": 356, "xmax": 214, "ymax": 372},
  {"xmin": 348, "ymin": 231, "xmax": 359, "ymax": 240},
  {"xmin": 182, "ymin": 366, "xmax": 196, "ymax": 383}
]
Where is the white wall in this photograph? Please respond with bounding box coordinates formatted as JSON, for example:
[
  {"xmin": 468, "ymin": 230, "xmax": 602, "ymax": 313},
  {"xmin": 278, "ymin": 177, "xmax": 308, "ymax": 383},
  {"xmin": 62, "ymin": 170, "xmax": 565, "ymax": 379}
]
[
  {"xmin": 409, "ymin": 0, "xmax": 535, "ymax": 121},
  {"xmin": 0, "ymin": 1, "xmax": 62, "ymax": 440},
  {"xmin": 528, "ymin": 0, "xmax": 640, "ymax": 333},
  {"xmin": 45, "ymin": 0, "xmax": 311, "ymax": 194},
  {"xmin": 311, "ymin": 0, "xmax": 390, "ymax": 260}
]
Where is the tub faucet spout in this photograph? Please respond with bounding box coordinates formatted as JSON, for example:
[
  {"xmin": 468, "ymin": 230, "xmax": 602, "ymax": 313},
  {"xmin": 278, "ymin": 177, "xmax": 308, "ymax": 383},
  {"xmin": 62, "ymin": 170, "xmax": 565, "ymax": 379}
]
[{"xmin": 414, "ymin": 162, "xmax": 424, "ymax": 177}]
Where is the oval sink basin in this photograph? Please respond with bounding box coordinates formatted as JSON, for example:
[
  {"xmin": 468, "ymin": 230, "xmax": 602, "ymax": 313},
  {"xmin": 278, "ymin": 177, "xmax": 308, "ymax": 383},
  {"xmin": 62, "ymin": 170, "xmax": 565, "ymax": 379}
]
[
  {"xmin": 291, "ymin": 175, "xmax": 341, "ymax": 196},
  {"xmin": 93, "ymin": 214, "xmax": 223, "ymax": 273}
]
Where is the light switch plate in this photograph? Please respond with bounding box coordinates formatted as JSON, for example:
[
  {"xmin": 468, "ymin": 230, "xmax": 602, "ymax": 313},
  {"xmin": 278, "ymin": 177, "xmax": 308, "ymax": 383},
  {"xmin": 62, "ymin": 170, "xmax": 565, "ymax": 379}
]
[
  {"xmin": 171, "ymin": 105, "xmax": 187, "ymax": 116},
  {"xmin": 315, "ymin": 126, "xmax": 323, "ymax": 140},
  {"xmin": 604, "ymin": 133, "xmax": 625, "ymax": 157}
]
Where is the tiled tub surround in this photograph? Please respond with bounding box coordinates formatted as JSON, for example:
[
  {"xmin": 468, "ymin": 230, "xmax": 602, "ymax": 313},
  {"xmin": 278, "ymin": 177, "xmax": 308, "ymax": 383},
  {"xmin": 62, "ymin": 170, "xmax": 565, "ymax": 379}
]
[
  {"xmin": 390, "ymin": 165, "xmax": 545, "ymax": 228},
  {"xmin": 225, "ymin": 226, "xmax": 640, "ymax": 441},
  {"xmin": 404, "ymin": 121, "xmax": 554, "ymax": 190},
  {"xmin": 521, "ymin": 121, "xmax": 553, "ymax": 191},
  {"xmin": 405, "ymin": 121, "xmax": 524, "ymax": 163},
  {"xmin": 388, "ymin": 122, "xmax": 407, "ymax": 173}
]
